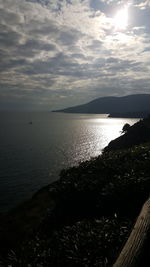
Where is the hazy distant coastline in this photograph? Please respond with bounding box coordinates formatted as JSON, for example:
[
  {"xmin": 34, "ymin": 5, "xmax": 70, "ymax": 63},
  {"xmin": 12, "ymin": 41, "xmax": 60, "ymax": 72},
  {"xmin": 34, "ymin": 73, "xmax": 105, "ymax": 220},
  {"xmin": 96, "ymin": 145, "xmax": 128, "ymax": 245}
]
[
  {"xmin": 108, "ymin": 111, "xmax": 149, "ymax": 118},
  {"xmin": 53, "ymin": 94, "xmax": 150, "ymax": 118}
]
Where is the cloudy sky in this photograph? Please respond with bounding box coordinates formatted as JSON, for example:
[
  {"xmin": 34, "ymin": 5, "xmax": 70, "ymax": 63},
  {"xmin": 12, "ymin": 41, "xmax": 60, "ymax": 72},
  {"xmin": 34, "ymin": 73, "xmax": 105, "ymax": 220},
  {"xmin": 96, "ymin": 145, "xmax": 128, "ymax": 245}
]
[{"xmin": 0, "ymin": 0, "xmax": 150, "ymax": 110}]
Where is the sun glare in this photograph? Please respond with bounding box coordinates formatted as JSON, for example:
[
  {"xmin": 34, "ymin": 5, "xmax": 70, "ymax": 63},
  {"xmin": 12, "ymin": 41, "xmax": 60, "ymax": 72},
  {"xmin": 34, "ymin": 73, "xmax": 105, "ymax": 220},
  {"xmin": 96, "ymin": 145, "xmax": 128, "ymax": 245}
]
[{"xmin": 114, "ymin": 6, "xmax": 128, "ymax": 30}]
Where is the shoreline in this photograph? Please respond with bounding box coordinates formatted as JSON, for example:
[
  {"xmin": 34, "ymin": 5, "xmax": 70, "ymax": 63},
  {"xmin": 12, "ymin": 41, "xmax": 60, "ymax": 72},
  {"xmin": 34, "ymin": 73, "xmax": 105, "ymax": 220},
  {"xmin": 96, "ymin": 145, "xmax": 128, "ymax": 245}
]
[{"xmin": 0, "ymin": 116, "xmax": 150, "ymax": 266}]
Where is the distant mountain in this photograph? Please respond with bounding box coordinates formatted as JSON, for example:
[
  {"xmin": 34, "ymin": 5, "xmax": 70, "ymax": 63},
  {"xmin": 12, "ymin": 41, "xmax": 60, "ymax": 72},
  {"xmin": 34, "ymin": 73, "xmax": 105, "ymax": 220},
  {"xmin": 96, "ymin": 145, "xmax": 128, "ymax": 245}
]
[{"xmin": 53, "ymin": 94, "xmax": 150, "ymax": 117}]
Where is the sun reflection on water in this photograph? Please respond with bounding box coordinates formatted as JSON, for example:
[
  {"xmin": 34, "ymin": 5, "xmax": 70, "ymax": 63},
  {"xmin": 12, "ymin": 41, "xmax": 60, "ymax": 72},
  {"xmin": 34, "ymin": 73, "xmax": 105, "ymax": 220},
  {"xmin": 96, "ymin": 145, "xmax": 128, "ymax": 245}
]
[
  {"xmin": 75, "ymin": 117, "xmax": 138, "ymax": 160},
  {"xmin": 90, "ymin": 119, "xmax": 122, "ymax": 153}
]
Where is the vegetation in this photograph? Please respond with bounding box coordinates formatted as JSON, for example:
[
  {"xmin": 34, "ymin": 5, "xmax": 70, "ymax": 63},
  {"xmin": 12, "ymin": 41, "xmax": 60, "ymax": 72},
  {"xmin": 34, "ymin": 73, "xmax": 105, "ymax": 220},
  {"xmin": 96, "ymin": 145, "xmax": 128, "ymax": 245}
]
[
  {"xmin": 121, "ymin": 123, "xmax": 130, "ymax": 133},
  {"xmin": 105, "ymin": 116, "xmax": 150, "ymax": 151},
  {"xmin": 0, "ymin": 117, "xmax": 150, "ymax": 266}
]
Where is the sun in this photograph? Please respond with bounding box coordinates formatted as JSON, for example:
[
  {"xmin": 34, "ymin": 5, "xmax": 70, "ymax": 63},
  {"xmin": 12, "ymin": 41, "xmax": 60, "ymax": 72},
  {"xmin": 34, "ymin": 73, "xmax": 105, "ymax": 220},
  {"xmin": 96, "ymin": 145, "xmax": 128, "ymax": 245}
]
[{"xmin": 114, "ymin": 6, "xmax": 128, "ymax": 30}]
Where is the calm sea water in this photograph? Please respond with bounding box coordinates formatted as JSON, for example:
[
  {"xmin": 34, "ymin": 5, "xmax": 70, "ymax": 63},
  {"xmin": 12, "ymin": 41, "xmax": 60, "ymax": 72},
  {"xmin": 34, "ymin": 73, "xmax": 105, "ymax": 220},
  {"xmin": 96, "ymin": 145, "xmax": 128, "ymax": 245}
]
[{"xmin": 0, "ymin": 112, "xmax": 138, "ymax": 212}]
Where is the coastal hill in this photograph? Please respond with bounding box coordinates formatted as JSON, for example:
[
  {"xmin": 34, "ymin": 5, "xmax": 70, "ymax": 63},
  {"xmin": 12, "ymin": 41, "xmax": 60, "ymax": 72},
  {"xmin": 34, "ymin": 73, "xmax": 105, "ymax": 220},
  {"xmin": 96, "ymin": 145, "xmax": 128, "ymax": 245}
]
[
  {"xmin": 53, "ymin": 94, "xmax": 150, "ymax": 117},
  {"xmin": 104, "ymin": 116, "xmax": 150, "ymax": 151}
]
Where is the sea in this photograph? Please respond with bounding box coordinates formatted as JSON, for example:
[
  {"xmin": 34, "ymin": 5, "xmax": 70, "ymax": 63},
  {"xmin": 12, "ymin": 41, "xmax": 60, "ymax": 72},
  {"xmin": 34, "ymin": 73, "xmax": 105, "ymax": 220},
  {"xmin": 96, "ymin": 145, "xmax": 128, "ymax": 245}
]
[{"xmin": 0, "ymin": 112, "xmax": 139, "ymax": 212}]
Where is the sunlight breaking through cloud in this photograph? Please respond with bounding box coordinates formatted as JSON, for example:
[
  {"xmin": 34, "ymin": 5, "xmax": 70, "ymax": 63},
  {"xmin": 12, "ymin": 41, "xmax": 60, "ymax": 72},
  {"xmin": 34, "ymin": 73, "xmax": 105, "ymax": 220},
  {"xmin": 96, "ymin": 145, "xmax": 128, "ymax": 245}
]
[{"xmin": 0, "ymin": 0, "xmax": 150, "ymax": 110}]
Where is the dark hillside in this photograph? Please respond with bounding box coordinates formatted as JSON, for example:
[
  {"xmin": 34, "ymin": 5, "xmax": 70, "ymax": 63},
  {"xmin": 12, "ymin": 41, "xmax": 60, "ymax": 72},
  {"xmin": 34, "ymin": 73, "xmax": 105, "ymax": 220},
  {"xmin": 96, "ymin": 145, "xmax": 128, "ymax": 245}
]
[
  {"xmin": 104, "ymin": 116, "xmax": 150, "ymax": 151},
  {"xmin": 53, "ymin": 94, "xmax": 150, "ymax": 117}
]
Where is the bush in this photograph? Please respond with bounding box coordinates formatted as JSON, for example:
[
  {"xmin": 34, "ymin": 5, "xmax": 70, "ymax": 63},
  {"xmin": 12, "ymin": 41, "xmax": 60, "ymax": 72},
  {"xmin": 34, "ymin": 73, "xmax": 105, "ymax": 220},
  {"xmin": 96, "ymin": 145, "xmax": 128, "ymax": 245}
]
[{"xmin": 122, "ymin": 123, "xmax": 130, "ymax": 134}]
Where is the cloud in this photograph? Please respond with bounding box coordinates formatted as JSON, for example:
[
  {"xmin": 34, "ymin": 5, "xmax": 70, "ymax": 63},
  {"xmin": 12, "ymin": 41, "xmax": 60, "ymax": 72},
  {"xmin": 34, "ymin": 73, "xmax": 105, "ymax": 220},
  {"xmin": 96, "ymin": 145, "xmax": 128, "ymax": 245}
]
[
  {"xmin": 143, "ymin": 46, "xmax": 150, "ymax": 52},
  {"xmin": 25, "ymin": 0, "xmax": 49, "ymax": 5},
  {"xmin": 0, "ymin": 25, "xmax": 21, "ymax": 49},
  {"xmin": 58, "ymin": 28, "xmax": 84, "ymax": 46},
  {"xmin": 0, "ymin": 8, "xmax": 21, "ymax": 24},
  {"xmin": 0, "ymin": 0, "xmax": 150, "ymax": 110},
  {"xmin": 16, "ymin": 39, "xmax": 56, "ymax": 58},
  {"xmin": 134, "ymin": 0, "xmax": 150, "ymax": 9},
  {"xmin": 28, "ymin": 19, "xmax": 59, "ymax": 37}
]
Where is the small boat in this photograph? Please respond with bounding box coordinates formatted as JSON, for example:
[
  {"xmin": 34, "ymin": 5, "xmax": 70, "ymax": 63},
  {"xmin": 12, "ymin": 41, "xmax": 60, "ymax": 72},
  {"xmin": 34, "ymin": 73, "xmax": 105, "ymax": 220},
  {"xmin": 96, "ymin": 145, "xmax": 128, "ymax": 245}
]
[{"xmin": 29, "ymin": 121, "xmax": 33, "ymax": 125}]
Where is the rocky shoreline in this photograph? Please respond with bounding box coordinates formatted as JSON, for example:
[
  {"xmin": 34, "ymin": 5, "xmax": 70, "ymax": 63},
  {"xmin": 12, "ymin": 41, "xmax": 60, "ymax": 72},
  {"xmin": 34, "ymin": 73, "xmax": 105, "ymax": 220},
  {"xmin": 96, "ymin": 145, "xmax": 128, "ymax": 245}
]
[{"xmin": 0, "ymin": 117, "xmax": 150, "ymax": 266}]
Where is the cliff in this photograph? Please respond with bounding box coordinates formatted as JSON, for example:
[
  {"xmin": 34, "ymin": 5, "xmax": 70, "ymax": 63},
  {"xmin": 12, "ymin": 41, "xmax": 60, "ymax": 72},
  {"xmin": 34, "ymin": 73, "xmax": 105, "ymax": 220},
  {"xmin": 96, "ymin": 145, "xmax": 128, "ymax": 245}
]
[{"xmin": 104, "ymin": 116, "xmax": 150, "ymax": 151}]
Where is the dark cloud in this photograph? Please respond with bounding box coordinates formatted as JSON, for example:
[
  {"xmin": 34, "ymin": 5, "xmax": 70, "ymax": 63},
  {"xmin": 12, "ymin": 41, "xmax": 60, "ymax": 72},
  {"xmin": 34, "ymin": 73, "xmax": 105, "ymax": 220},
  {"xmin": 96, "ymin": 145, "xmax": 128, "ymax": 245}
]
[
  {"xmin": 20, "ymin": 53, "xmax": 84, "ymax": 77},
  {"xmin": 19, "ymin": 52, "xmax": 100, "ymax": 78},
  {"xmin": 28, "ymin": 19, "xmax": 59, "ymax": 36},
  {"xmin": 71, "ymin": 53, "xmax": 86, "ymax": 59},
  {"xmin": 0, "ymin": 8, "xmax": 21, "ymax": 24},
  {"xmin": 20, "ymin": 39, "xmax": 55, "ymax": 51},
  {"xmin": 30, "ymin": 75, "xmax": 56, "ymax": 87},
  {"xmin": 105, "ymin": 58, "xmax": 142, "ymax": 72},
  {"xmin": 0, "ymin": 58, "xmax": 27, "ymax": 73},
  {"xmin": 16, "ymin": 39, "xmax": 56, "ymax": 57},
  {"xmin": 106, "ymin": 57, "xmax": 118, "ymax": 63},
  {"xmin": 0, "ymin": 25, "xmax": 21, "ymax": 48},
  {"xmin": 58, "ymin": 29, "xmax": 83, "ymax": 46},
  {"xmin": 25, "ymin": 0, "xmax": 49, "ymax": 5},
  {"xmin": 87, "ymin": 39, "xmax": 103, "ymax": 51},
  {"xmin": 33, "ymin": 25, "xmax": 57, "ymax": 36}
]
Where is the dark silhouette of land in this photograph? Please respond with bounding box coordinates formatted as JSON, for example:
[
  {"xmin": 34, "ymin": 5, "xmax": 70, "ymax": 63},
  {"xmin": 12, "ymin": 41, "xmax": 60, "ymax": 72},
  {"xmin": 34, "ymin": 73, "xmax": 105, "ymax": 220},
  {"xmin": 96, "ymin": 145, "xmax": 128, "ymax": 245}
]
[
  {"xmin": 53, "ymin": 94, "xmax": 150, "ymax": 118},
  {"xmin": 104, "ymin": 116, "xmax": 150, "ymax": 151}
]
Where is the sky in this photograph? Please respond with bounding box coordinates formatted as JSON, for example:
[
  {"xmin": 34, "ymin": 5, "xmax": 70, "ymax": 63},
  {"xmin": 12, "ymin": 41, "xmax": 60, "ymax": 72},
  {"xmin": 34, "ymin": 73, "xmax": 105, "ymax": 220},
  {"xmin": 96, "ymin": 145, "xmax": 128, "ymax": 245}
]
[{"xmin": 0, "ymin": 0, "xmax": 150, "ymax": 110}]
